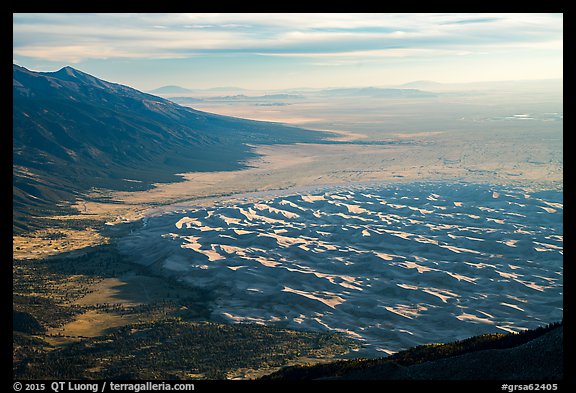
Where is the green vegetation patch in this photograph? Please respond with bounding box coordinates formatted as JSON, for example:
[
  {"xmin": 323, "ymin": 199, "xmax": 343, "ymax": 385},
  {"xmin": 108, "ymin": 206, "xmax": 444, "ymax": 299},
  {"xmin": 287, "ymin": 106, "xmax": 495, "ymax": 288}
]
[{"xmin": 14, "ymin": 319, "xmax": 355, "ymax": 380}]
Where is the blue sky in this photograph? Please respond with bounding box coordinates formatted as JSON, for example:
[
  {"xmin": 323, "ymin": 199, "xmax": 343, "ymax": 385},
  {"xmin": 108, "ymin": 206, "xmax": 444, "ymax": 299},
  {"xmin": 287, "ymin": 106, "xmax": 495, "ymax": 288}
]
[{"xmin": 13, "ymin": 13, "xmax": 563, "ymax": 91}]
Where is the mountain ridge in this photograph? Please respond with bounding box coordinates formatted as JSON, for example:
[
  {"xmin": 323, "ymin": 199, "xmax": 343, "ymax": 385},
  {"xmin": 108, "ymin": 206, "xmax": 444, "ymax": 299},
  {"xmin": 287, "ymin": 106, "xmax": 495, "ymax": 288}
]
[{"xmin": 13, "ymin": 64, "xmax": 331, "ymax": 233}]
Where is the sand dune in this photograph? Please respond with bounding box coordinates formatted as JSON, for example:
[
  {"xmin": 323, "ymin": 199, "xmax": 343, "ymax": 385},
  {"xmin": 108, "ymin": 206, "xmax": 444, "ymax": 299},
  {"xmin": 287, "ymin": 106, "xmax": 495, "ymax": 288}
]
[{"xmin": 118, "ymin": 182, "xmax": 562, "ymax": 357}]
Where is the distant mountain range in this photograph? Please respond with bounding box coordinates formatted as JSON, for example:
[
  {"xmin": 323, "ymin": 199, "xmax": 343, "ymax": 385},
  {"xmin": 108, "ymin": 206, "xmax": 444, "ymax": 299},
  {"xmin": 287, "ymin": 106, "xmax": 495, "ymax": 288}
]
[
  {"xmin": 166, "ymin": 93, "xmax": 305, "ymax": 106},
  {"xmin": 319, "ymin": 87, "xmax": 437, "ymax": 98},
  {"xmin": 149, "ymin": 85, "xmax": 249, "ymax": 95},
  {"xmin": 398, "ymin": 80, "xmax": 446, "ymax": 89},
  {"xmin": 396, "ymin": 78, "xmax": 564, "ymax": 92},
  {"xmin": 158, "ymin": 86, "xmax": 436, "ymax": 105},
  {"xmin": 148, "ymin": 85, "xmax": 194, "ymax": 94},
  {"xmin": 13, "ymin": 65, "xmax": 330, "ymax": 233}
]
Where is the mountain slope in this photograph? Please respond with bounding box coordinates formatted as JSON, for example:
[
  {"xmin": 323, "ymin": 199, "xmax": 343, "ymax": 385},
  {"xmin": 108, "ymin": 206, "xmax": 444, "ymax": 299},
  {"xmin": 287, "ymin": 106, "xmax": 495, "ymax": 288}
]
[
  {"xmin": 262, "ymin": 322, "xmax": 563, "ymax": 380},
  {"xmin": 13, "ymin": 65, "xmax": 331, "ymax": 233}
]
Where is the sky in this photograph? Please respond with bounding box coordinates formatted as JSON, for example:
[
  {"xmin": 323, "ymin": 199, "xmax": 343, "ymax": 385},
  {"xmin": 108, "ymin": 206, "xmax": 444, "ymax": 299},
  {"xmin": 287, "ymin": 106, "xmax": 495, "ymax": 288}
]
[{"xmin": 13, "ymin": 13, "xmax": 563, "ymax": 91}]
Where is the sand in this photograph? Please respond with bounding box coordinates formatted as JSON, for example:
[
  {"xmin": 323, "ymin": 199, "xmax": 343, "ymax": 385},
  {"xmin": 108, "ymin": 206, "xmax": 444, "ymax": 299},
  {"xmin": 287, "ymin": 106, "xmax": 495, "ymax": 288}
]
[{"xmin": 114, "ymin": 182, "xmax": 562, "ymax": 357}]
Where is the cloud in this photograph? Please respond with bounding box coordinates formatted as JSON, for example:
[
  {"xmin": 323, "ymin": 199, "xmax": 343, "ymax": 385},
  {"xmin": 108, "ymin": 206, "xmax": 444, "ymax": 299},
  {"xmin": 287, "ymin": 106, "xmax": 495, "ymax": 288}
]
[
  {"xmin": 13, "ymin": 13, "xmax": 563, "ymax": 64},
  {"xmin": 441, "ymin": 17, "xmax": 501, "ymax": 25}
]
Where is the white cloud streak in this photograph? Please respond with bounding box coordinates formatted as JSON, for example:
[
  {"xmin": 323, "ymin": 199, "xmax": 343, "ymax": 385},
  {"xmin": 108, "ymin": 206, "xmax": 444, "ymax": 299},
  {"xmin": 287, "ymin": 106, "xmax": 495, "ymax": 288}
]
[{"xmin": 13, "ymin": 13, "xmax": 563, "ymax": 64}]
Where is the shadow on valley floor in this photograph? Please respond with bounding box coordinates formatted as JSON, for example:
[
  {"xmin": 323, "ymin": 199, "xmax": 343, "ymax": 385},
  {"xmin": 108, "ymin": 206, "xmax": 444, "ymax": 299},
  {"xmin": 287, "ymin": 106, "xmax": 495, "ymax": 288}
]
[{"xmin": 13, "ymin": 238, "xmax": 357, "ymax": 380}]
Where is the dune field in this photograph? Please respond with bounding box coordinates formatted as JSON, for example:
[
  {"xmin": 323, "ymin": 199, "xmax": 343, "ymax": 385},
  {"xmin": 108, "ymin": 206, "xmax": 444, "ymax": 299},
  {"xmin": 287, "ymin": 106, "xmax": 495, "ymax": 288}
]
[{"xmin": 118, "ymin": 182, "xmax": 563, "ymax": 357}]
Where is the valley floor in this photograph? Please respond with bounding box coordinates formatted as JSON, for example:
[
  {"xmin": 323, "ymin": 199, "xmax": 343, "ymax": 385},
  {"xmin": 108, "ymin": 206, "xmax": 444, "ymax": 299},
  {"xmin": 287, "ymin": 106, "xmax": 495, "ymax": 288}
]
[
  {"xmin": 13, "ymin": 125, "xmax": 562, "ymax": 260},
  {"xmin": 13, "ymin": 119, "xmax": 563, "ymax": 380}
]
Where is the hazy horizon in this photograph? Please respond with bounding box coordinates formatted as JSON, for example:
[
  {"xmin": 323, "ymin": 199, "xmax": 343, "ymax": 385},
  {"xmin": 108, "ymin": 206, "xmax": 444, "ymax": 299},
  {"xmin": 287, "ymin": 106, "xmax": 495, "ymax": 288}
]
[
  {"xmin": 13, "ymin": 62, "xmax": 564, "ymax": 95},
  {"xmin": 13, "ymin": 13, "xmax": 563, "ymax": 91}
]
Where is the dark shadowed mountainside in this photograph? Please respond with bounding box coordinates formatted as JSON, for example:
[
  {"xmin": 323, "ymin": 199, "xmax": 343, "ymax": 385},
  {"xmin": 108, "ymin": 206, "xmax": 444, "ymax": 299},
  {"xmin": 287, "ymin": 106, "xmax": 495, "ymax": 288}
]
[
  {"xmin": 13, "ymin": 65, "xmax": 331, "ymax": 233},
  {"xmin": 262, "ymin": 322, "xmax": 563, "ymax": 380}
]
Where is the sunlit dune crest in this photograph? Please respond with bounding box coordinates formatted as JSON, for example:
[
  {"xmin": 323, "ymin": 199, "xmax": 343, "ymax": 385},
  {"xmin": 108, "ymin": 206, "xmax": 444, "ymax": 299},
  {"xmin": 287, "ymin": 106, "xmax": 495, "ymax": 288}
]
[
  {"xmin": 422, "ymin": 288, "xmax": 459, "ymax": 303},
  {"xmin": 495, "ymin": 270, "xmax": 520, "ymax": 279},
  {"xmin": 254, "ymin": 256, "xmax": 282, "ymax": 268},
  {"xmin": 301, "ymin": 194, "xmax": 326, "ymax": 203},
  {"xmin": 496, "ymin": 325, "xmax": 524, "ymax": 334},
  {"xmin": 395, "ymin": 261, "xmax": 438, "ymax": 274},
  {"xmin": 446, "ymin": 271, "xmax": 478, "ymax": 283},
  {"xmin": 533, "ymin": 241, "xmax": 562, "ymax": 250},
  {"xmin": 486, "ymin": 217, "xmax": 506, "ymax": 224},
  {"xmin": 546, "ymin": 234, "xmax": 563, "ymax": 242},
  {"xmin": 513, "ymin": 279, "xmax": 547, "ymax": 292},
  {"xmin": 457, "ymin": 312, "xmax": 494, "ymax": 325},
  {"xmin": 258, "ymin": 232, "xmax": 308, "ymax": 247},
  {"xmin": 175, "ymin": 216, "xmax": 202, "ymax": 229},
  {"xmin": 282, "ymin": 286, "xmax": 345, "ymax": 309},
  {"xmin": 343, "ymin": 203, "xmax": 370, "ymax": 214},
  {"xmin": 538, "ymin": 206, "xmax": 557, "ymax": 213},
  {"xmin": 374, "ymin": 251, "xmax": 396, "ymax": 261},
  {"xmin": 335, "ymin": 212, "xmax": 370, "ymax": 222},
  {"xmin": 218, "ymin": 214, "xmax": 242, "ymax": 225},
  {"xmin": 464, "ymin": 262, "xmax": 492, "ymax": 269},
  {"xmin": 221, "ymin": 312, "xmax": 282, "ymax": 325},
  {"xmin": 397, "ymin": 283, "xmax": 419, "ymax": 290},
  {"xmin": 238, "ymin": 207, "xmax": 285, "ymax": 224},
  {"xmin": 233, "ymin": 229, "xmax": 252, "ymax": 235},
  {"xmin": 439, "ymin": 244, "xmax": 482, "ymax": 254},
  {"xmin": 408, "ymin": 206, "xmax": 434, "ymax": 214},
  {"xmin": 540, "ymin": 200, "xmax": 563, "ymax": 209},
  {"xmin": 383, "ymin": 229, "xmax": 413, "ymax": 240},
  {"xmin": 253, "ymin": 203, "xmax": 300, "ymax": 219},
  {"xmin": 227, "ymin": 265, "xmax": 245, "ymax": 271},
  {"xmin": 376, "ymin": 348, "xmax": 398, "ymax": 355},
  {"xmin": 180, "ymin": 235, "xmax": 225, "ymax": 261},
  {"xmin": 279, "ymin": 199, "xmax": 306, "ymax": 210},
  {"xmin": 500, "ymin": 239, "xmax": 518, "ymax": 247},
  {"xmin": 413, "ymin": 235, "xmax": 438, "ymax": 245},
  {"xmin": 384, "ymin": 304, "xmax": 428, "ymax": 319},
  {"xmin": 500, "ymin": 302, "xmax": 525, "ymax": 311},
  {"xmin": 219, "ymin": 244, "xmax": 248, "ymax": 256},
  {"xmin": 329, "ymin": 194, "xmax": 349, "ymax": 200}
]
